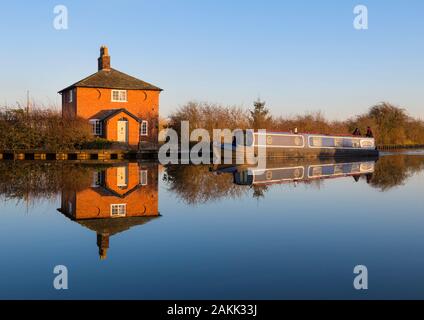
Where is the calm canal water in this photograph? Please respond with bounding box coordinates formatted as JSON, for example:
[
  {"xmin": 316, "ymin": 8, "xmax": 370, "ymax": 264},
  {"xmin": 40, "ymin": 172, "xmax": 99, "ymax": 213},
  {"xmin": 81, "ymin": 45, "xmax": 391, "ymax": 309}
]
[{"xmin": 1, "ymin": 151, "xmax": 424, "ymax": 299}]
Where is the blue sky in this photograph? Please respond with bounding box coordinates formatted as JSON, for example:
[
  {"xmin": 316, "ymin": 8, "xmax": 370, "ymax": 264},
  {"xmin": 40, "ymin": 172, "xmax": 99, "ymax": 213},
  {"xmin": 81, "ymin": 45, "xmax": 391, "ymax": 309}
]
[{"xmin": 0, "ymin": 0, "xmax": 423, "ymax": 119}]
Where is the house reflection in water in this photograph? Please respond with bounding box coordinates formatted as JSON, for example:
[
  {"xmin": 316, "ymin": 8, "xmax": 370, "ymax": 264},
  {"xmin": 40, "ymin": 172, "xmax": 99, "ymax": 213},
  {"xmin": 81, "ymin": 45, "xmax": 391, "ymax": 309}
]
[{"xmin": 59, "ymin": 163, "xmax": 159, "ymax": 260}]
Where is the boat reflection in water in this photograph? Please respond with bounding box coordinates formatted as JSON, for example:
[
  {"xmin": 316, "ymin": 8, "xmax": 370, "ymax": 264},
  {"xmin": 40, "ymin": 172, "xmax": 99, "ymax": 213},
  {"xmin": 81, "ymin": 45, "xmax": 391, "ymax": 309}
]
[
  {"xmin": 58, "ymin": 163, "xmax": 159, "ymax": 260},
  {"xmin": 215, "ymin": 158, "xmax": 376, "ymax": 186}
]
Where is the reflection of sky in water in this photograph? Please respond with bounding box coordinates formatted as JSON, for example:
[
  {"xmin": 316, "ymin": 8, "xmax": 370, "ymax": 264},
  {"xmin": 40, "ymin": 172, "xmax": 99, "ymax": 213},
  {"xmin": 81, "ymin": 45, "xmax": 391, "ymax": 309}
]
[{"xmin": 0, "ymin": 155, "xmax": 424, "ymax": 299}]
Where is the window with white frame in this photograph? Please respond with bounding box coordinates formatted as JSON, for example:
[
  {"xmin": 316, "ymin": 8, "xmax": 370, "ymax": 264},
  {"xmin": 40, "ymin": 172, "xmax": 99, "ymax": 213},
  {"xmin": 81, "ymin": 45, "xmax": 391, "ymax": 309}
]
[
  {"xmin": 111, "ymin": 204, "xmax": 127, "ymax": 217},
  {"xmin": 90, "ymin": 119, "xmax": 103, "ymax": 136},
  {"xmin": 140, "ymin": 170, "xmax": 148, "ymax": 186},
  {"xmin": 140, "ymin": 120, "xmax": 148, "ymax": 136},
  {"xmin": 91, "ymin": 171, "xmax": 103, "ymax": 187},
  {"xmin": 111, "ymin": 90, "xmax": 127, "ymax": 102},
  {"xmin": 68, "ymin": 89, "xmax": 73, "ymax": 103}
]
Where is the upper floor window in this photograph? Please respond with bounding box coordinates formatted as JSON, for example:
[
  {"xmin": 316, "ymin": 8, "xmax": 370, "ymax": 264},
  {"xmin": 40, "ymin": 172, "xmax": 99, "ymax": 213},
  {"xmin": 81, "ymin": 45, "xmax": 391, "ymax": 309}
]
[
  {"xmin": 111, "ymin": 90, "xmax": 127, "ymax": 102},
  {"xmin": 68, "ymin": 89, "xmax": 73, "ymax": 103},
  {"xmin": 140, "ymin": 120, "xmax": 148, "ymax": 136},
  {"xmin": 89, "ymin": 119, "xmax": 103, "ymax": 136}
]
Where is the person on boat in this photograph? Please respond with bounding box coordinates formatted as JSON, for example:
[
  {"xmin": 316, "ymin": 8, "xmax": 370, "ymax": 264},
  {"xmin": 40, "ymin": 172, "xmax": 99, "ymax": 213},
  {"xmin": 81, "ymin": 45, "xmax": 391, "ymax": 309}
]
[
  {"xmin": 352, "ymin": 128, "xmax": 362, "ymax": 136},
  {"xmin": 366, "ymin": 127, "xmax": 374, "ymax": 138}
]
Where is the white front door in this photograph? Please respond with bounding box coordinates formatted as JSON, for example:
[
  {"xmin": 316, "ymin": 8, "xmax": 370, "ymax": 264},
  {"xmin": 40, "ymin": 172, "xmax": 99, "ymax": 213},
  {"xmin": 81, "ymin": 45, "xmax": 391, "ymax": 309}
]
[
  {"xmin": 117, "ymin": 120, "xmax": 128, "ymax": 143},
  {"xmin": 117, "ymin": 166, "xmax": 128, "ymax": 188}
]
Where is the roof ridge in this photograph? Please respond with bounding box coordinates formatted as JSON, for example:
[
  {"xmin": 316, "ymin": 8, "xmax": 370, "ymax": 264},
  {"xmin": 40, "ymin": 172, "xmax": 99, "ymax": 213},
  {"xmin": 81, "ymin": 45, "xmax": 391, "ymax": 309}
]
[
  {"xmin": 58, "ymin": 68, "xmax": 162, "ymax": 93},
  {"xmin": 110, "ymin": 68, "xmax": 162, "ymax": 90}
]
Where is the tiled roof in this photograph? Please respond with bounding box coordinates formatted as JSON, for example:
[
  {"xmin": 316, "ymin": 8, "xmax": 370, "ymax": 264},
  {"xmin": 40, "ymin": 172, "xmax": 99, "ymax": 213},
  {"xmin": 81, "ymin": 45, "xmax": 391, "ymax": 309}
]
[
  {"xmin": 58, "ymin": 68, "xmax": 162, "ymax": 93},
  {"xmin": 89, "ymin": 108, "xmax": 141, "ymax": 122},
  {"xmin": 92, "ymin": 183, "xmax": 142, "ymax": 198},
  {"xmin": 77, "ymin": 216, "xmax": 160, "ymax": 236},
  {"xmin": 58, "ymin": 208, "xmax": 161, "ymax": 235}
]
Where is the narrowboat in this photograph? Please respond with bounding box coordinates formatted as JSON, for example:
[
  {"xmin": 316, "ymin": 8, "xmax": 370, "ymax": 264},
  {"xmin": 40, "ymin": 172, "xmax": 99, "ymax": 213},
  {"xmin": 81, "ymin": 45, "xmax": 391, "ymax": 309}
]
[{"xmin": 214, "ymin": 131, "xmax": 379, "ymax": 159}]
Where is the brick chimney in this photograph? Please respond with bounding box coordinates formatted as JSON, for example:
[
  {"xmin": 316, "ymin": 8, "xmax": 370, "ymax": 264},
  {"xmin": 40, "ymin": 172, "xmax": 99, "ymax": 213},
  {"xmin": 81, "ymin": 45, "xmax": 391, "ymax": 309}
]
[
  {"xmin": 97, "ymin": 232, "xmax": 110, "ymax": 260},
  {"xmin": 98, "ymin": 45, "xmax": 111, "ymax": 71}
]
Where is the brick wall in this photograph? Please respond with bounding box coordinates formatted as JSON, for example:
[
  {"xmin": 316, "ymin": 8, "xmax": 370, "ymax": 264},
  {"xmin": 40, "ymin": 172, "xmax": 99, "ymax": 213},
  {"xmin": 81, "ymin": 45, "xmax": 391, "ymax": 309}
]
[
  {"xmin": 61, "ymin": 163, "xmax": 159, "ymax": 220},
  {"xmin": 77, "ymin": 87, "xmax": 159, "ymax": 139},
  {"xmin": 62, "ymin": 89, "xmax": 77, "ymax": 118},
  {"xmin": 104, "ymin": 111, "xmax": 141, "ymax": 148}
]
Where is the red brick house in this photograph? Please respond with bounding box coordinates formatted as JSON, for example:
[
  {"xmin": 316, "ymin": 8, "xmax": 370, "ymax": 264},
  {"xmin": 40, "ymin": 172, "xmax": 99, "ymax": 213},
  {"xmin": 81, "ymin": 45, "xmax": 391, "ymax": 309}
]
[{"xmin": 59, "ymin": 46, "xmax": 162, "ymax": 149}]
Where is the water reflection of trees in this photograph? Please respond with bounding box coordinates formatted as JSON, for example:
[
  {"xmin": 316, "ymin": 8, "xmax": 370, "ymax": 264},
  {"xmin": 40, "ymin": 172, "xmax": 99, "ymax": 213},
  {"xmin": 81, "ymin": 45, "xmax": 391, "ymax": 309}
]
[
  {"xmin": 370, "ymin": 154, "xmax": 424, "ymax": 191},
  {"xmin": 0, "ymin": 163, "xmax": 96, "ymax": 204},
  {"xmin": 1, "ymin": 153, "xmax": 424, "ymax": 206},
  {"xmin": 163, "ymin": 165, "xmax": 248, "ymax": 205}
]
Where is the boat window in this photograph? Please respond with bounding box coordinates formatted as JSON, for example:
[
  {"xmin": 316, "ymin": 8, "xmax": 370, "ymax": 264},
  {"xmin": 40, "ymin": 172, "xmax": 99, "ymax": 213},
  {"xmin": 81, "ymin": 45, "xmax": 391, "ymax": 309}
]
[{"xmin": 311, "ymin": 137, "xmax": 322, "ymax": 147}]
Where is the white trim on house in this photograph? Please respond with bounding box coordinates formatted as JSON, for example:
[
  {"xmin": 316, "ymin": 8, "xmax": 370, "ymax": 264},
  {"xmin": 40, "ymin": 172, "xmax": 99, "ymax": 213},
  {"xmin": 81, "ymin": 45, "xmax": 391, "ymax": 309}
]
[
  {"xmin": 91, "ymin": 171, "xmax": 103, "ymax": 188},
  {"xmin": 140, "ymin": 120, "xmax": 148, "ymax": 136},
  {"xmin": 89, "ymin": 119, "xmax": 103, "ymax": 136},
  {"xmin": 117, "ymin": 119, "xmax": 129, "ymax": 143},
  {"xmin": 140, "ymin": 170, "xmax": 148, "ymax": 186},
  {"xmin": 110, "ymin": 204, "xmax": 127, "ymax": 217},
  {"xmin": 68, "ymin": 89, "xmax": 73, "ymax": 103},
  {"xmin": 116, "ymin": 166, "xmax": 129, "ymax": 187},
  {"xmin": 111, "ymin": 90, "xmax": 128, "ymax": 102}
]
